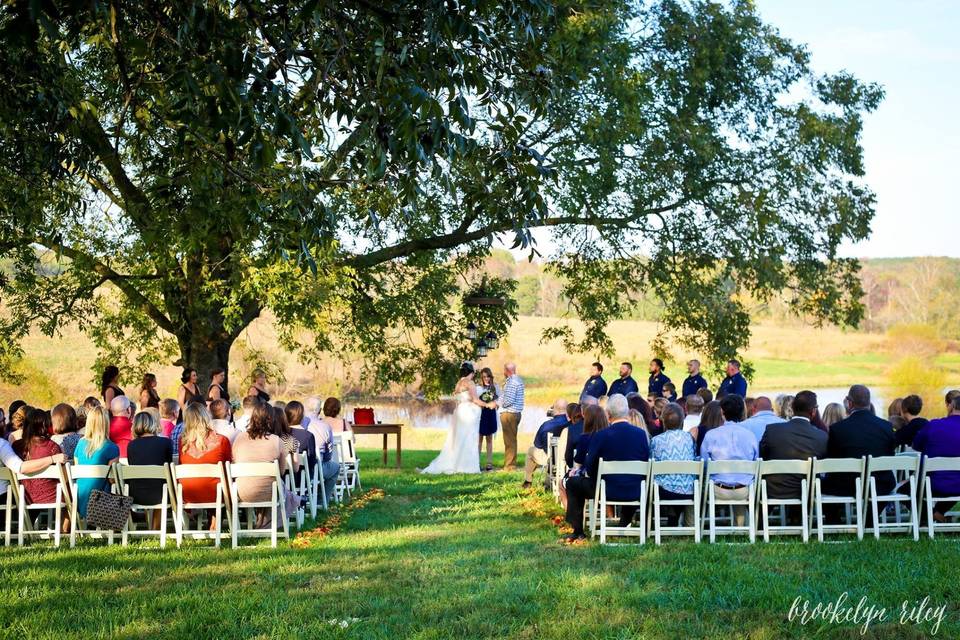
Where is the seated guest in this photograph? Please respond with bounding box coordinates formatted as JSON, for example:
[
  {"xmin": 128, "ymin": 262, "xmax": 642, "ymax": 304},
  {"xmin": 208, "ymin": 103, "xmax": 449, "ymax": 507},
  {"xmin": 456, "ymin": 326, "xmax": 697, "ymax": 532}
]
[
  {"xmin": 285, "ymin": 401, "xmax": 318, "ymax": 483},
  {"xmin": 178, "ymin": 403, "xmax": 232, "ymax": 531},
  {"xmin": 563, "ymin": 394, "xmax": 650, "ymax": 543},
  {"xmin": 321, "ymin": 397, "xmax": 350, "ymax": 432},
  {"xmin": 231, "ymin": 404, "xmax": 298, "ymax": 528},
  {"xmin": 562, "ymin": 403, "xmax": 587, "ymax": 471},
  {"xmin": 826, "ymin": 385, "xmax": 896, "ymax": 497},
  {"xmin": 159, "ymin": 399, "xmax": 179, "ymax": 440},
  {"xmin": 696, "ymin": 387, "xmax": 714, "ymax": 405},
  {"xmin": 897, "ymin": 394, "xmax": 927, "ymax": 448},
  {"xmin": 683, "ymin": 395, "xmax": 704, "ymax": 432},
  {"xmin": 126, "ymin": 411, "xmax": 173, "ymax": 530},
  {"xmin": 738, "ymin": 396, "xmax": 780, "ymax": 442},
  {"xmin": 6, "ymin": 404, "xmax": 30, "ymax": 444},
  {"xmin": 580, "ymin": 362, "xmax": 608, "ymax": 402},
  {"xmin": 209, "ymin": 399, "xmax": 239, "ymax": 444},
  {"xmin": 272, "ymin": 407, "xmax": 300, "ymax": 478},
  {"xmin": 109, "ymin": 395, "xmax": 134, "ymax": 457},
  {"xmin": 700, "ymin": 395, "xmax": 759, "ymax": 527},
  {"xmin": 626, "ymin": 393, "xmax": 656, "ymax": 438},
  {"xmin": 13, "ymin": 410, "xmax": 64, "ymax": 513},
  {"xmin": 650, "ymin": 403, "xmax": 696, "ymax": 526},
  {"xmin": 522, "ymin": 399, "xmax": 570, "ymax": 489},
  {"xmin": 608, "ymin": 362, "xmax": 639, "ymax": 397},
  {"xmin": 4, "ymin": 400, "xmax": 26, "ymax": 440},
  {"xmin": 693, "ymin": 400, "xmax": 725, "ymax": 454},
  {"xmin": 234, "ymin": 396, "xmax": 259, "ymax": 432},
  {"xmin": 50, "ymin": 403, "xmax": 82, "ymax": 462},
  {"xmin": 73, "ymin": 407, "xmax": 121, "ymax": 519},
  {"xmin": 662, "ymin": 382, "xmax": 678, "ymax": 403},
  {"xmin": 944, "ymin": 390, "xmax": 960, "ymax": 417},
  {"xmin": 775, "ymin": 394, "xmax": 795, "ymax": 420},
  {"xmin": 759, "ymin": 391, "xmax": 827, "ymax": 499},
  {"xmin": 744, "ymin": 397, "xmax": 755, "ymax": 417},
  {"xmin": 0, "ymin": 430, "xmax": 64, "ymax": 507},
  {"xmin": 821, "ymin": 402, "xmax": 846, "ymax": 429},
  {"xmin": 887, "ymin": 398, "xmax": 906, "ymax": 433},
  {"xmin": 560, "ymin": 404, "xmax": 602, "ymax": 510},
  {"xmin": 913, "ymin": 395, "xmax": 960, "ymax": 521},
  {"xmin": 304, "ymin": 396, "xmax": 341, "ymax": 505}
]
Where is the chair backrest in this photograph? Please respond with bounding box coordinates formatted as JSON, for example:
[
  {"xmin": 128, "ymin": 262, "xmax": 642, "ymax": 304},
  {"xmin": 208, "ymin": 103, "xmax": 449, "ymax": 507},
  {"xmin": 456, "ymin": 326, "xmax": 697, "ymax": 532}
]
[
  {"xmin": 17, "ymin": 463, "xmax": 67, "ymax": 481},
  {"xmin": 867, "ymin": 455, "xmax": 919, "ymax": 474},
  {"xmin": 758, "ymin": 458, "xmax": 811, "ymax": 477},
  {"xmin": 334, "ymin": 434, "xmax": 357, "ymax": 463},
  {"xmin": 172, "ymin": 462, "xmax": 224, "ymax": 480},
  {"xmin": 65, "ymin": 463, "xmax": 113, "ymax": 482},
  {"xmin": 921, "ymin": 456, "xmax": 960, "ymax": 474},
  {"xmin": 597, "ymin": 458, "xmax": 650, "ymax": 478},
  {"xmin": 811, "ymin": 457, "xmax": 864, "ymax": 475},
  {"xmin": 227, "ymin": 461, "xmax": 281, "ymax": 480},
  {"xmin": 116, "ymin": 463, "xmax": 169, "ymax": 481},
  {"xmin": 651, "ymin": 459, "xmax": 704, "ymax": 477},
  {"xmin": 705, "ymin": 459, "xmax": 759, "ymax": 476}
]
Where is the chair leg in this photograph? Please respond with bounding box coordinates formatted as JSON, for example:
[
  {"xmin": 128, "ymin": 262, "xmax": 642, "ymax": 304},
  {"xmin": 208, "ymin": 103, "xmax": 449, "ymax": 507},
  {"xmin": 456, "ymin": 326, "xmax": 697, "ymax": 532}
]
[
  {"xmin": 271, "ymin": 486, "xmax": 278, "ymax": 548},
  {"xmin": 748, "ymin": 486, "xmax": 756, "ymax": 544},
  {"xmin": 926, "ymin": 478, "xmax": 935, "ymax": 540},
  {"xmin": 909, "ymin": 476, "xmax": 919, "ymax": 541},
  {"xmin": 18, "ymin": 488, "xmax": 25, "ymax": 547},
  {"xmin": 870, "ymin": 478, "xmax": 880, "ymax": 540},
  {"xmin": 231, "ymin": 491, "xmax": 239, "ymax": 549},
  {"xmin": 761, "ymin": 483, "xmax": 770, "ymax": 543},
  {"xmin": 709, "ymin": 485, "xmax": 716, "ymax": 544},
  {"xmin": 654, "ymin": 493, "xmax": 661, "ymax": 546},
  {"xmin": 54, "ymin": 496, "xmax": 61, "ymax": 548}
]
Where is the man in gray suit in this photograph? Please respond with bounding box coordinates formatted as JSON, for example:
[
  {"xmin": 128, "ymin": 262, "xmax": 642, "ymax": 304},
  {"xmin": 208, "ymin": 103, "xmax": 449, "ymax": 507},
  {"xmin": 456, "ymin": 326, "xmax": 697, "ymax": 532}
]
[{"xmin": 759, "ymin": 390, "xmax": 828, "ymax": 499}]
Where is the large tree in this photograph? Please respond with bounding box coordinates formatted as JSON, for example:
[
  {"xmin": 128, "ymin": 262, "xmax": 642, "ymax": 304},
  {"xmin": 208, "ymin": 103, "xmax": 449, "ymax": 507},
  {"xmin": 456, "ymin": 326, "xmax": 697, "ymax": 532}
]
[{"xmin": 0, "ymin": 0, "xmax": 881, "ymax": 393}]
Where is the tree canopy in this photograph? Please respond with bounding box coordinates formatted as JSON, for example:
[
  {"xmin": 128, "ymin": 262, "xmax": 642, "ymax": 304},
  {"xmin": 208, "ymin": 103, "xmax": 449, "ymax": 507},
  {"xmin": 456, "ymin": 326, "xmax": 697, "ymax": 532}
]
[{"xmin": 0, "ymin": 0, "xmax": 882, "ymax": 393}]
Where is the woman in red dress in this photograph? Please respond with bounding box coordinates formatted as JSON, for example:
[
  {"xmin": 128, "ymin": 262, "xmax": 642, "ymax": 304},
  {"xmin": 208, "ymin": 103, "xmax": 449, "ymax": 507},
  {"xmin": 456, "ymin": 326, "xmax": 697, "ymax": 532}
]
[
  {"xmin": 14, "ymin": 409, "xmax": 65, "ymax": 526},
  {"xmin": 178, "ymin": 403, "xmax": 231, "ymax": 531}
]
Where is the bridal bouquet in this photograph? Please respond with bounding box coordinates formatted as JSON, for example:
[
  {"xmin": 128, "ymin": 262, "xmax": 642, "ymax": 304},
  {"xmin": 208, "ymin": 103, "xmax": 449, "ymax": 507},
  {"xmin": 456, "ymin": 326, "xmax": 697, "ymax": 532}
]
[{"xmin": 480, "ymin": 388, "xmax": 497, "ymax": 403}]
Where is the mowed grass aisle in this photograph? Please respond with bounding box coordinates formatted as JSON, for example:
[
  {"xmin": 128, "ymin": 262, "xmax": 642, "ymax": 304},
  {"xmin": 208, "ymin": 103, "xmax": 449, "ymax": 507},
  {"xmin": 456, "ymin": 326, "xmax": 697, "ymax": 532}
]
[{"xmin": 0, "ymin": 450, "xmax": 957, "ymax": 639}]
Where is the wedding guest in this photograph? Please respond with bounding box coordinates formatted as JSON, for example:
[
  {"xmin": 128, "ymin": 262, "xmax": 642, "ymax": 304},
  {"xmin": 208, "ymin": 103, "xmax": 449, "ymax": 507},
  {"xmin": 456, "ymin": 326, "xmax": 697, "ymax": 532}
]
[
  {"xmin": 101, "ymin": 365, "xmax": 124, "ymax": 405},
  {"xmin": 207, "ymin": 368, "xmax": 229, "ymax": 404},
  {"xmin": 897, "ymin": 395, "xmax": 927, "ymax": 448},
  {"xmin": 499, "ymin": 363, "xmax": 525, "ymax": 471},
  {"xmin": 177, "ymin": 368, "xmax": 205, "ymax": 410},
  {"xmin": 775, "ymin": 394, "xmax": 795, "ymax": 420},
  {"xmin": 231, "ymin": 403, "xmax": 298, "ymax": 528},
  {"xmin": 77, "ymin": 397, "xmax": 101, "ymax": 431},
  {"xmin": 682, "ymin": 360, "xmax": 709, "ymax": 399},
  {"xmin": 522, "ymin": 399, "xmax": 569, "ymax": 489},
  {"xmin": 109, "ymin": 395, "xmax": 134, "ymax": 457},
  {"xmin": 13, "ymin": 409, "xmax": 63, "ymax": 509},
  {"xmin": 826, "ymin": 385, "xmax": 896, "ymax": 497},
  {"xmin": 159, "ymin": 399, "xmax": 179, "ymax": 438},
  {"xmin": 913, "ymin": 394, "xmax": 960, "ymax": 521},
  {"xmin": 209, "ymin": 399, "xmax": 239, "ymax": 444},
  {"xmin": 717, "ymin": 359, "xmax": 748, "ymax": 398},
  {"xmin": 73, "ymin": 407, "xmax": 120, "ymax": 519},
  {"xmin": 126, "ymin": 411, "xmax": 173, "ymax": 529},
  {"xmin": 822, "ymin": 402, "xmax": 846, "ymax": 429},
  {"xmin": 608, "ymin": 362, "xmax": 639, "ymax": 397},
  {"xmin": 759, "ymin": 391, "xmax": 827, "ymax": 499},
  {"xmin": 887, "ymin": 398, "xmax": 907, "ymax": 433},
  {"xmin": 693, "ymin": 400, "xmax": 725, "ymax": 454},
  {"xmin": 177, "ymin": 403, "xmax": 231, "ymax": 531},
  {"xmin": 0, "ymin": 409, "xmax": 5, "ymax": 439},
  {"xmin": 650, "ymin": 403, "xmax": 696, "ymax": 526},
  {"xmin": 286, "ymin": 400, "xmax": 317, "ymax": 476},
  {"xmin": 321, "ymin": 397, "xmax": 349, "ymax": 432},
  {"xmin": 682, "ymin": 395, "xmax": 704, "ymax": 432},
  {"xmin": 0, "ymin": 428, "xmax": 65, "ymax": 505},
  {"xmin": 647, "ymin": 359, "xmax": 671, "ymax": 398},
  {"xmin": 304, "ymin": 396, "xmax": 341, "ymax": 504},
  {"xmin": 626, "ymin": 393, "xmax": 649, "ymax": 434},
  {"xmin": 744, "ymin": 397, "xmax": 756, "ymax": 417},
  {"xmin": 50, "ymin": 403, "xmax": 82, "ymax": 462},
  {"xmin": 662, "ymin": 382, "xmax": 678, "ymax": 402},
  {"xmin": 139, "ymin": 373, "xmax": 160, "ymax": 410},
  {"xmin": 581, "ymin": 362, "xmax": 608, "ymax": 402},
  {"xmin": 247, "ymin": 369, "xmax": 271, "ymax": 403},
  {"xmin": 944, "ymin": 390, "xmax": 960, "ymax": 417},
  {"xmin": 696, "ymin": 387, "xmax": 714, "ymax": 405},
  {"xmin": 477, "ymin": 367, "xmax": 500, "ymax": 472},
  {"xmin": 563, "ymin": 395, "xmax": 649, "ymax": 543},
  {"xmin": 272, "ymin": 406, "xmax": 300, "ymax": 475},
  {"xmin": 7, "ymin": 404, "xmax": 30, "ymax": 443},
  {"xmin": 738, "ymin": 396, "xmax": 780, "ymax": 442},
  {"xmin": 700, "ymin": 395, "xmax": 759, "ymax": 527}
]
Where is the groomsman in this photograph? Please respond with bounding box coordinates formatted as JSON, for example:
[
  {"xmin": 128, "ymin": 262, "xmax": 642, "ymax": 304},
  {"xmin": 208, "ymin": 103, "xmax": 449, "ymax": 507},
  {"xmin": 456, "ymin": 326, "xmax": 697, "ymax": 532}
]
[
  {"xmin": 647, "ymin": 358, "xmax": 671, "ymax": 398},
  {"xmin": 682, "ymin": 360, "xmax": 708, "ymax": 399},
  {"xmin": 608, "ymin": 362, "xmax": 639, "ymax": 397},
  {"xmin": 717, "ymin": 359, "xmax": 748, "ymax": 398},
  {"xmin": 580, "ymin": 362, "xmax": 607, "ymax": 402}
]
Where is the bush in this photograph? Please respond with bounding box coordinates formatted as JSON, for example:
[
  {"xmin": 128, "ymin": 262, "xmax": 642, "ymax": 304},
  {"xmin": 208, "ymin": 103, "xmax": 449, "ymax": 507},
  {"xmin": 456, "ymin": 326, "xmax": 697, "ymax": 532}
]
[{"xmin": 886, "ymin": 355, "xmax": 948, "ymax": 416}]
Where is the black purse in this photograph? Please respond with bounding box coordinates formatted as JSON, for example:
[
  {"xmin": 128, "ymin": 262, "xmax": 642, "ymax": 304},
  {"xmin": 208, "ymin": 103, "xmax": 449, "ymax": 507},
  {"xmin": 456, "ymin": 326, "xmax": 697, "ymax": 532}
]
[{"xmin": 86, "ymin": 489, "xmax": 134, "ymax": 531}]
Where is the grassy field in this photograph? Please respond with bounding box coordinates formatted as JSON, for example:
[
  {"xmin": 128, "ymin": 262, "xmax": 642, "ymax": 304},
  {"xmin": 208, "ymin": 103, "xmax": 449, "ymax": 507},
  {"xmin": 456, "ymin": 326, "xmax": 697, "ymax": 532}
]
[
  {"xmin": 4, "ymin": 315, "xmax": 960, "ymax": 409},
  {"xmin": 0, "ymin": 449, "xmax": 957, "ymax": 639}
]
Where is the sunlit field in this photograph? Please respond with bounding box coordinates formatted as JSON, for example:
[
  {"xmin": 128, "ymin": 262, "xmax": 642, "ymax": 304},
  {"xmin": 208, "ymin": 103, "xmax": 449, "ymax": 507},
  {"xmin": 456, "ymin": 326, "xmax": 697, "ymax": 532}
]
[{"xmin": 0, "ymin": 450, "xmax": 956, "ymax": 639}]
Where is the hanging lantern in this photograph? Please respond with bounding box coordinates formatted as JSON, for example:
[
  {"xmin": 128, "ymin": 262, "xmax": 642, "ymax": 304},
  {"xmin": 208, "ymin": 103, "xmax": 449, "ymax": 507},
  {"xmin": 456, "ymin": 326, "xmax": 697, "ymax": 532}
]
[
  {"xmin": 466, "ymin": 322, "xmax": 478, "ymax": 340},
  {"xmin": 475, "ymin": 338, "xmax": 489, "ymax": 357},
  {"xmin": 484, "ymin": 331, "xmax": 499, "ymax": 350}
]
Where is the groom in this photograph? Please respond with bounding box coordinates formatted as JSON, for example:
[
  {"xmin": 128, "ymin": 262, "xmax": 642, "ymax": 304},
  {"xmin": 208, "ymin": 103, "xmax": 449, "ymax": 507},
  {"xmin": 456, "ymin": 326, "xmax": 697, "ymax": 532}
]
[{"xmin": 499, "ymin": 362, "xmax": 525, "ymax": 471}]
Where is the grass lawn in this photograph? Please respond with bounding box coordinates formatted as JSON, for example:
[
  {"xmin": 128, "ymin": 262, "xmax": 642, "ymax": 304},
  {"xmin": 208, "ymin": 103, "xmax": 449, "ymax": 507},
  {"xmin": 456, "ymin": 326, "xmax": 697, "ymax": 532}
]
[{"xmin": 0, "ymin": 450, "xmax": 958, "ymax": 639}]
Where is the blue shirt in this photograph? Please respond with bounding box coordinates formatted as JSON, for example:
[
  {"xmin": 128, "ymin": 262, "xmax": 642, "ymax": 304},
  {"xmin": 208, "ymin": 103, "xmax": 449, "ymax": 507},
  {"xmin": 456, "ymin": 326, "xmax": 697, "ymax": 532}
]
[
  {"xmin": 648, "ymin": 373, "xmax": 672, "ymax": 397},
  {"xmin": 171, "ymin": 421, "xmax": 185, "ymax": 454},
  {"xmin": 74, "ymin": 439, "xmax": 121, "ymax": 517},
  {"xmin": 500, "ymin": 375, "xmax": 525, "ymax": 414},
  {"xmin": 738, "ymin": 410, "xmax": 781, "ymax": 442},
  {"xmin": 700, "ymin": 422, "xmax": 759, "ymax": 486},
  {"xmin": 681, "ymin": 374, "xmax": 708, "ymax": 399},
  {"xmin": 717, "ymin": 372, "xmax": 747, "ymax": 398},
  {"xmin": 533, "ymin": 415, "xmax": 569, "ymax": 451},
  {"xmin": 586, "ymin": 421, "xmax": 650, "ymax": 501},
  {"xmin": 650, "ymin": 429, "xmax": 697, "ymax": 494},
  {"xmin": 581, "ymin": 375, "xmax": 608, "ymax": 400},
  {"xmin": 608, "ymin": 376, "xmax": 639, "ymax": 397}
]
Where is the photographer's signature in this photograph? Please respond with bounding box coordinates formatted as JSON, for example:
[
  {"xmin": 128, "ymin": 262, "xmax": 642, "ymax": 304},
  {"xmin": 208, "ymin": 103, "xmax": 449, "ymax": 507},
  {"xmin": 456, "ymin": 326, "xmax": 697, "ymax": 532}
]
[{"xmin": 788, "ymin": 592, "xmax": 947, "ymax": 635}]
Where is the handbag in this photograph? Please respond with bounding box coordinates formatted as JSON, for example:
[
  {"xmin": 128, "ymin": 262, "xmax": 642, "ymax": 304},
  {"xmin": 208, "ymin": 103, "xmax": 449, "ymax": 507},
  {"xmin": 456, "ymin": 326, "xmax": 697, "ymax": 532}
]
[
  {"xmin": 86, "ymin": 488, "xmax": 134, "ymax": 531},
  {"xmin": 353, "ymin": 407, "xmax": 375, "ymax": 425}
]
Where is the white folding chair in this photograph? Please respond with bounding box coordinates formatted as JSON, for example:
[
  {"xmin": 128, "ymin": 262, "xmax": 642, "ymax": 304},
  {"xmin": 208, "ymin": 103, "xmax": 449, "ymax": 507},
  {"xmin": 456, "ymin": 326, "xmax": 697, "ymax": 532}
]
[
  {"xmin": 65, "ymin": 463, "xmax": 118, "ymax": 548},
  {"xmin": 170, "ymin": 463, "xmax": 226, "ymax": 548},
  {"xmin": 650, "ymin": 460, "xmax": 703, "ymax": 544},
  {"xmin": 810, "ymin": 457, "xmax": 865, "ymax": 541},
  {"xmin": 115, "ymin": 463, "xmax": 173, "ymax": 547},
  {"xmin": 865, "ymin": 455, "xmax": 919, "ymax": 540},
  {"xmin": 594, "ymin": 458, "xmax": 650, "ymax": 544},
  {"xmin": 703, "ymin": 459, "xmax": 759, "ymax": 543},
  {"xmin": 919, "ymin": 456, "xmax": 960, "ymax": 538},
  {"xmin": 758, "ymin": 459, "xmax": 811, "ymax": 542},
  {"xmin": 342, "ymin": 430, "xmax": 361, "ymax": 491},
  {"xmin": 296, "ymin": 451, "xmax": 318, "ymax": 519},
  {"xmin": 552, "ymin": 430, "xmax": 569, "ymax": 500},
  {"xmin": 226, "ymin": 461, "xmax": 289, "ymax": 548},
  {"xmin": 13, "ymin": 463, "xmax": 67, "ymax": 547},
  {"xmin": 284, "ymin": 453, "xmax": 305, "ymax": 529},
  {"xmin": 312, "ymin": 458, "xmax": 328, "ymax": 512},
  {"xmin": 0, "ymin": 464, "xmax": 16, "ymax": 546},
  {"xmin": 333, "ymin": 433, "xmax": 359, "ymax": 500}
]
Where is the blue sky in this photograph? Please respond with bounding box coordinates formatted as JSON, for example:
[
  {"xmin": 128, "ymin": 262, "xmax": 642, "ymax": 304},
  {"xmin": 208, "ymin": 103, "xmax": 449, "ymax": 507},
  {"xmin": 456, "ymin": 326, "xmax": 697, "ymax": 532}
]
[{"xmin": 754, "ymin": 0, "xmax": 959, "ymax": 258}]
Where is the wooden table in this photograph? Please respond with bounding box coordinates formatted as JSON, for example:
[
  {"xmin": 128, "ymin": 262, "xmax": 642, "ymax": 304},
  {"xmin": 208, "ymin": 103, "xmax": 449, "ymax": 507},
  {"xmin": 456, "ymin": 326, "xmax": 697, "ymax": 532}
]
[{"xmin": 351, "ymin": 423, "xmax": 402, "ymax": 468}]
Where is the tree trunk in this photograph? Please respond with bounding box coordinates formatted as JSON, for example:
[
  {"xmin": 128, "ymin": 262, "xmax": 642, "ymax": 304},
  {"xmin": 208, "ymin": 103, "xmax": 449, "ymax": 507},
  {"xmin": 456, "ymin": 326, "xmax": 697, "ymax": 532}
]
[{"xmin": 176, "ymin": 324, "xmax": 235, "ymax": 401}]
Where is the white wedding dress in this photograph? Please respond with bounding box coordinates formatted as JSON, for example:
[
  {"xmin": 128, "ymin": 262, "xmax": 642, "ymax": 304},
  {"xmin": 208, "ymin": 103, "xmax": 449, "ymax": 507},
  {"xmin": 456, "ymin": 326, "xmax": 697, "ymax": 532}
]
[{"xmin": 421, "ymin": 390, "xmax": 482, "ymax": 474}]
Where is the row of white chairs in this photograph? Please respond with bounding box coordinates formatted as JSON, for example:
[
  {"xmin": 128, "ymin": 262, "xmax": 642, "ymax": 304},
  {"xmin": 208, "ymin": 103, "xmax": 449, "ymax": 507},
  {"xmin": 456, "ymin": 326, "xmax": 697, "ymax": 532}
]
[
  {"xmin": 544, "ymin": 440, "xmax": 960, "ymax": 544},
  {"xmin": 0, "ymin": 431, "xmax": 362, "ymax": 549}
]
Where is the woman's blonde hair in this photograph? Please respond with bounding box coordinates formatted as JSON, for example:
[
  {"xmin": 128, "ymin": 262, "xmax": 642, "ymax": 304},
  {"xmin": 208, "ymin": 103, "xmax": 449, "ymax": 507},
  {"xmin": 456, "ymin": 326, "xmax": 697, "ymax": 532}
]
[
  {"xmin": 181, "ymin": 403, "xmax": 213, "ymax": 454},
  {"xmin": 82, "ymin": 406, "xmax": 110, "ymax": 454},
  {"xmin": 822, "ymin": 402, "xmax": 846, "ymax": 428},
  {"xmin": 132, "ymin": 411, "xmax": 160, "ymax": 438}
]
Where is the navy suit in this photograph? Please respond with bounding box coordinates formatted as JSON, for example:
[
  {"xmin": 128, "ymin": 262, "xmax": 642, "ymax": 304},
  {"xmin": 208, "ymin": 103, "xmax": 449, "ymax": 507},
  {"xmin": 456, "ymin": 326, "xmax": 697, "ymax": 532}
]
[
  {"xmin": 648, "ymin": 373, "xmax": 671, "ymax": 397},
  {"xmin": 826, "ymin": 410, "xmax": 896, "ymax": 496},
  {"xmin": 681, "ymin": 374, "xmax": 708, "ymax": 399},
  {"xmin": 581, "ymin": 375, "xmax": 607, "ymax": 401},
  {"xmin": 563, "ymin": 419, "xmax": 584, "ymax": 469},
  {"xmin": 717, "ymin": 372, "xmax": 747, "ymax": 398},
  {"xmin": 759, "ymin": 417, "xmax": 827, "ymax": 498},
  {"xmin": 533, "ymin": 414, "xmax": 569, "ymax": 451},
  {"xmin": 608, "ymin": 376, "xmax": 639, "ymax": 397}
]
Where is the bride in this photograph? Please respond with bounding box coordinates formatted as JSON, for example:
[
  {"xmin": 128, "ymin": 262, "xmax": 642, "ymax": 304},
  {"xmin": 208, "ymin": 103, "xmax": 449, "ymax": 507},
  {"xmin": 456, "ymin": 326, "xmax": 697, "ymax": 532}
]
[{"xmin": 421, "ymin": 362, "xmax": 495, "ymax": 475}]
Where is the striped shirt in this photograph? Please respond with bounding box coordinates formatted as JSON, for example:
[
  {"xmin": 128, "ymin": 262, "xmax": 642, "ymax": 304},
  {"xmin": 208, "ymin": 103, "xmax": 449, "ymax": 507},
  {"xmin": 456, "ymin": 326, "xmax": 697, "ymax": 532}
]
[{"xmin": 500, "ymin": 375, "xmax": 525, "ymax": 414}]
